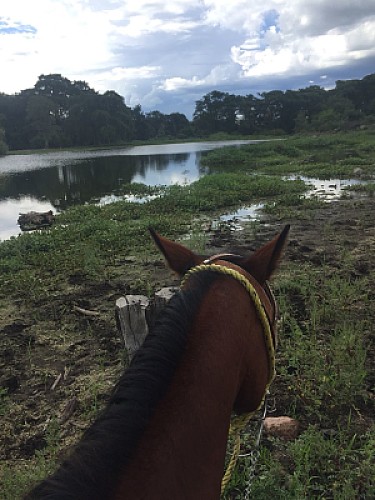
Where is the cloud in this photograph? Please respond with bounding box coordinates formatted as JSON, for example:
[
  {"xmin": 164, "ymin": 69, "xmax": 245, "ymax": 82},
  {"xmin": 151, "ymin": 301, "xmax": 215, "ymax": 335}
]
[
  {"xmin": 0, "ymin": 0, "xmax": 374, "ymax": 117},
  {"xmin": 230, "ymin": 14, "xmax": 375, "ymax": 79},
  {"xmin": 161, "ymin": 64, "xmax": 238, "ymax": 91},
  {"xmin": 0, "ymin": 19, "xmax": 37, "ymax": 35}
]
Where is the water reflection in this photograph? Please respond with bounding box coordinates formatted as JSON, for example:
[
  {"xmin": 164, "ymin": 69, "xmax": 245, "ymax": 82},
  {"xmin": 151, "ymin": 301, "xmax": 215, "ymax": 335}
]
[
  {"xmin": 0, "ymin": 141, "xmax": 238, "ymax": 240},
  {"xmin": 0, "ymin": 152, "xmax": 198, "ymax": 209},
  {"xmin": 284, "ymin": 175, "xmax": 364, "ymax": 200},
  {"xmin": 0, "ymin": 197, "xmax": 55, "ymax": 241},
  {"xmin": 0, "ymin": 139, "xmax": 275, "ymax": 240}
]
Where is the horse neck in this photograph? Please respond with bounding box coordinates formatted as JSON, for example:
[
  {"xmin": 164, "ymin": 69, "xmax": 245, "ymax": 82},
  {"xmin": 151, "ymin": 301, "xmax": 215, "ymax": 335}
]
[{"xmin": 114, "ymin": 277, "xmax": 268, "ymax": 500}]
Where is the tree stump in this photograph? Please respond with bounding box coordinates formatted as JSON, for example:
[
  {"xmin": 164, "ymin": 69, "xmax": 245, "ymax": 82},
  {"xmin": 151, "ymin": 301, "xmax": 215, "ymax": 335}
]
[
  {"xmin": 115, "ymin": 287, "xmax": 178, "ymax": 359},
  {"xmin": 149, "ymin": 287, "xmax": 179, "ymax": 328}
]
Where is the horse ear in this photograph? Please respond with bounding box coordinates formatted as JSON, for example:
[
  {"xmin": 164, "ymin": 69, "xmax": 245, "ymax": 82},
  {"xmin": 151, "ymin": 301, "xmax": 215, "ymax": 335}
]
[
  {"xmin": 149, "ymin": 228, "xmax": 202, "ymax": 276},
  {"xmin": 240, "ymin": 225, "xmax": 290, "ymax": 284}
]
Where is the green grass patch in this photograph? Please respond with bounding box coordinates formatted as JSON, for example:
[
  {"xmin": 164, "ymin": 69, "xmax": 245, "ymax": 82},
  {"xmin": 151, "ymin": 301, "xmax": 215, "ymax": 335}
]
[
  {"xmin": 224, "ymin": 256, "xmax": 373, "ymax": 498},
  {"xmin": 0, "ymin": 173, "xmax": 306, "ymax": 303},
  {"xmin": 202, "ymin": 131, "xmax": 375, "ymax": 179},
  {"xmin": 342, "ymin": 182, "xmax": 375, "ymax": 195},
  {"xmin": 1, "ymin": 419, "xmax": 61, "ymax": 500}
]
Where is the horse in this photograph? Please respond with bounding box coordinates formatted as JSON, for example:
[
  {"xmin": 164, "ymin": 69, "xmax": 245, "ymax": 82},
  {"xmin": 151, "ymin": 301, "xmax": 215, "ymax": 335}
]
[{"xmin": 26, "ymin": 225, "xmax": 290, "ymax": 500}]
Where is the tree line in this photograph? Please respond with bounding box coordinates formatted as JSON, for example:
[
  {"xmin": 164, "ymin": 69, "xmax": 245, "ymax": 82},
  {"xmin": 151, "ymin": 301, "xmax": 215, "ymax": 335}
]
[
  {"xmin": 0, "ymin": 74, "xmax": 192, "ymax": 151},
  {"xmin": 193, "ymin": 74, "xmax": 375, "ymax": 135},
  {"xmin": 0, "ymin": 72, "xmax": 374, "ymax": 152}
]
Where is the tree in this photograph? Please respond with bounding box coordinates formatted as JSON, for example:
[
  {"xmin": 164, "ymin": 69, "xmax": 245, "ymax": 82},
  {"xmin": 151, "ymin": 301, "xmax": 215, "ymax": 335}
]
[
  {"xmin": 310, "ymin": 96, "xmax": 358, "ymax": 132},
  {"xmin": 101, "ymin": 91, "xmax": 133, "ymax": 142},
  {"xmin": 0, "ymin": 110, "xmax": 8, "ymax": 154},
  {"xmin": 165, "ymin": 113, "xmax": 191, "ymax": 137},
  {"xmin": 26, "ymin": 95, "xmax": 57, "ymax": 148},
  {"xmin": 132, "ymin": 105, "xmax": 152, "ymax": 140},
  {"xmin": 234, "ymin": 94, "xmax": 260, "ymax": 134},
  {"xmin": 0, "ymin": 125, "xmax": 8, "ymax": 155},
  {"xmin": 193, "ymin": 91, "xmax": 240, "ymax": 134}
]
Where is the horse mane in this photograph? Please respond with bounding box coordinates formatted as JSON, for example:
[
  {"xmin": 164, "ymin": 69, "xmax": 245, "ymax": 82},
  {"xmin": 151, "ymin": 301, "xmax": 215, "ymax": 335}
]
[{"xmin": 25, "ymin": 272, "xmax": 217, "ymax": 500}]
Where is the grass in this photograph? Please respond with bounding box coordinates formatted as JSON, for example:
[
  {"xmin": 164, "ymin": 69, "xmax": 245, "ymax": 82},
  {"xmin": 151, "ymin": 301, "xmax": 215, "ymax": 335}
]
[
  {"xmin": 223, "ymin": 249, "xmax": 374, "ymax": 498},
  {"xmin": 343, "ymin": 182, "xmax": 375, "ymax": 195},
  {"xmin": 1, "ymin": 130, "xmax": 374, "ymax": 498},
  {"xmin": 201, "ymin": 130, "xmax": 375, "ymax": 179},
  {"xmin": 0, "ymin": 173, "xmax": 307, "ymax": 302},
  {"xmin": 222, "ymin": 263, "xmax": 373, "ymax": 498},
  {"xmin": 1, "ymin": 419, "xmax": 60, "ymax": 498},
  {"xmin": 277, "ymin": 263, "xmax": 370, "ymax": 417}
]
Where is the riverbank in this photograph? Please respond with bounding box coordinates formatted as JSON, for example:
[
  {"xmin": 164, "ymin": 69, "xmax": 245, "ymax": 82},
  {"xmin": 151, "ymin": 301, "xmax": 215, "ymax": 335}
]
[
  {"xmin": 5, "ymin": 132, "xmax": 279, "ymax": 156},
  {"xmin": 1, "ymin": 131, "xmax": 374, "ymax": 498}
]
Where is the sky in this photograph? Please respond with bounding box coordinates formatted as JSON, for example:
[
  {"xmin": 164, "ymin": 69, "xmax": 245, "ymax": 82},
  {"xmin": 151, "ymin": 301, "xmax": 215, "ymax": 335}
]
[{"xmin": 1, "ymin": 0, "xmax": 375, "ymax": 118}]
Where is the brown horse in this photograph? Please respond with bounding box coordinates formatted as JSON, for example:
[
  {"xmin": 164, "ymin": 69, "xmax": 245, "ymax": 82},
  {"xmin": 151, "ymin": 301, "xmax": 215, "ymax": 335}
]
[{"xmin": 26, "ymin": 225, "xmax": 290, "ymax": 500}]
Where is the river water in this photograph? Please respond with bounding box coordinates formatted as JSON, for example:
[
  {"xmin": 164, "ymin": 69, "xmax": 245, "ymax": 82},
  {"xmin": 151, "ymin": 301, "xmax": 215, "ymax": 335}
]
[
  {"xmin": 0, "ymin": 140, "xmax": 264, "ymax": 240},
  {"xmin": 0, "ymin": 140, "xmax": 364, "ymax": 241}
]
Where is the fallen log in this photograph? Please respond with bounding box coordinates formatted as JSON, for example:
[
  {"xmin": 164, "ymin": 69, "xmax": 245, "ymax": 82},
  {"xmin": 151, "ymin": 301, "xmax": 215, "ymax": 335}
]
[{"xmin": 17, "ymin": 210, "xmax": 55, "ymax": 231}]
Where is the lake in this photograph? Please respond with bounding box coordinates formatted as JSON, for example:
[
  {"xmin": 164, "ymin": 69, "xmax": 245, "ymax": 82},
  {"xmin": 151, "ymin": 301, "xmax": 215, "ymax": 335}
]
[{"xmin": 0, "ymin": 140, "xmax": 263, "ymax": 240}]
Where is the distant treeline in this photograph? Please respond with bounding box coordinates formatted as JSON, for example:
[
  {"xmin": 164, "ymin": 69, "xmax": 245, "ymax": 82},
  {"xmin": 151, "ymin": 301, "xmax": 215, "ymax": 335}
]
[{"xmin": 0, "ymin": 72, "xmax": 374, "ymax": 152}]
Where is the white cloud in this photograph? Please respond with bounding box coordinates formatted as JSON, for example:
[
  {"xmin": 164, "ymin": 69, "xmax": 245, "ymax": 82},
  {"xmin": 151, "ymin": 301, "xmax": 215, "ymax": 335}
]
[
  {"xmin": 0, "ymin": 0, "xmax": 374, "ymax": 116},
  {"xmin": 230, "ymin": 15, "xmax": 375, "ymax": 79},
  {"xmin": 161, "ymin": 64, "xmax": 237, "ymax": 91},
  {"xmin": 1, "ymin": 0, "xmax": 115, "ymax": 92}
]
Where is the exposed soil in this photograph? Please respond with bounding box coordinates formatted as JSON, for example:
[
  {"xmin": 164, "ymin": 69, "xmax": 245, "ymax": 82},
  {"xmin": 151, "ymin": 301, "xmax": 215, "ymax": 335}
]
[{"xmin": 1, "ymin": 197, "xmax": 374, "ymax": 474}]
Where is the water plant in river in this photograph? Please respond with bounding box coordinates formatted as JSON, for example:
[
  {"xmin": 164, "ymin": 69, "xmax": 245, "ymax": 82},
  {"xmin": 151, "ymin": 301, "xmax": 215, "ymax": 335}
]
[{"xmin": 0, "ymin": 172, "xmax": 307, "ymax": 302}]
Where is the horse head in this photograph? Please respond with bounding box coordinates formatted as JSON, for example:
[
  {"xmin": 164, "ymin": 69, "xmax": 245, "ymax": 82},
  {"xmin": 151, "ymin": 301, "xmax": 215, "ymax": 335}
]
[{"xmin": 150, "ymin": 225, "xmax": 290, "ymax": 414}]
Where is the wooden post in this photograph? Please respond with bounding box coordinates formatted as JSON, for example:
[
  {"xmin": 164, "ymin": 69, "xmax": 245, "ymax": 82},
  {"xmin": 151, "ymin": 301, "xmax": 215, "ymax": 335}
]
[
  {"xmin": 115, "ymin": 295, "xmax": 150, "ymax": 359},
  {"xmin": 115, "ymin": 287, "xmax": 178, "ymax": 359},
  {"xmin": 148, "ymin": 287, "xmax": 179, "ymax": 329}
]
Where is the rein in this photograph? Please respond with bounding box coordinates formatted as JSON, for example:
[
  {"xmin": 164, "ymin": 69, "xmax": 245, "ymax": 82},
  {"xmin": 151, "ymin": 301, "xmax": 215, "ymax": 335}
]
[{"xmin": 181, "ymin": 262, "xmax": 277, "ymax": 496}]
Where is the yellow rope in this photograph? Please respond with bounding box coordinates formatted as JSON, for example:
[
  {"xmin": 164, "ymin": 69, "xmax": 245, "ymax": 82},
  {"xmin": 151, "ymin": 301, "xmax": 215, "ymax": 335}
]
[
  {"xmin": 221, "ymin": 430, "xmax": 241, "ymax": 492},
  {"xmin": 181, "ymin": 263, "xmax": 276, "ymax": 494}
]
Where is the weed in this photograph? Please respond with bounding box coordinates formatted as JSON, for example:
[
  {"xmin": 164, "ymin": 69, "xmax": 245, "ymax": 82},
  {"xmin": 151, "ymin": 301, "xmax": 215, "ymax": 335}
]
[
  {"xmin": 0, "ymin": 419, "xmax": 61, "ymax": 499},
  {"xmin": 0, "ymin": 387, "xmax": 9, "ymax": 416}
]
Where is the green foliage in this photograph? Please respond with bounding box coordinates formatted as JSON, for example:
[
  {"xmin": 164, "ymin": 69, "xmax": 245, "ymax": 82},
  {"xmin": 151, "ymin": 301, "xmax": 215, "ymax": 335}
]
[
  {"xmin": 276, "ymin": 265, "xmax": 369, "ymax": 418},
  {"xmin": 2, "ymin": 72, "xmax": 375, "ymax": 151},
  {"xmin": 343, "ymin": 182, "xmax": 375, "ymax": 195},
  {"xmin": 194, "ymin": 74, "xmax": 375, "ymax": 136},
  {"xmin": 0, "ymin": 123, "xmax": 8, "ymax": 154},
  {"xmin": 0, "ymin": 76, "xmax": 193, "ymax": 151},
  {"xmin": 119, "ymin": 182, "xmax": 162, "ymax": 197},
  {"xmin": 202, "ymin": 131, "xmax": 375, "ymax": 179},
  {"xmin": 224, "ymin": 256, "xmax": 373, "ymax": 498},
  {"xmin": 235, "ymin": 426, "xmax": 375, "ymax": 499},
  {"xmin": 0, "ymin": 173, "xmax": 308, "ymax": 304},
  {"xmin": 1, "ymin": 419, "xmax": 61, "ymax": 499}
]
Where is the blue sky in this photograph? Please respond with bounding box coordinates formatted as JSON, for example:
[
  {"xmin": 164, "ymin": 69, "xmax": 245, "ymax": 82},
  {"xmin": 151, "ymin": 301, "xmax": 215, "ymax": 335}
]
[{"xmin": 1, "ymin": 0, "xmax": 374, "ymax": 118}]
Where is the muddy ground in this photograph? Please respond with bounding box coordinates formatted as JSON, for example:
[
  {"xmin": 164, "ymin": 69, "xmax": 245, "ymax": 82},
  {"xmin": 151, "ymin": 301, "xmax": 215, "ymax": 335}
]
[{"xmin": 0, "ymin": 196, "xmax": 374, "ymax": 477}]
